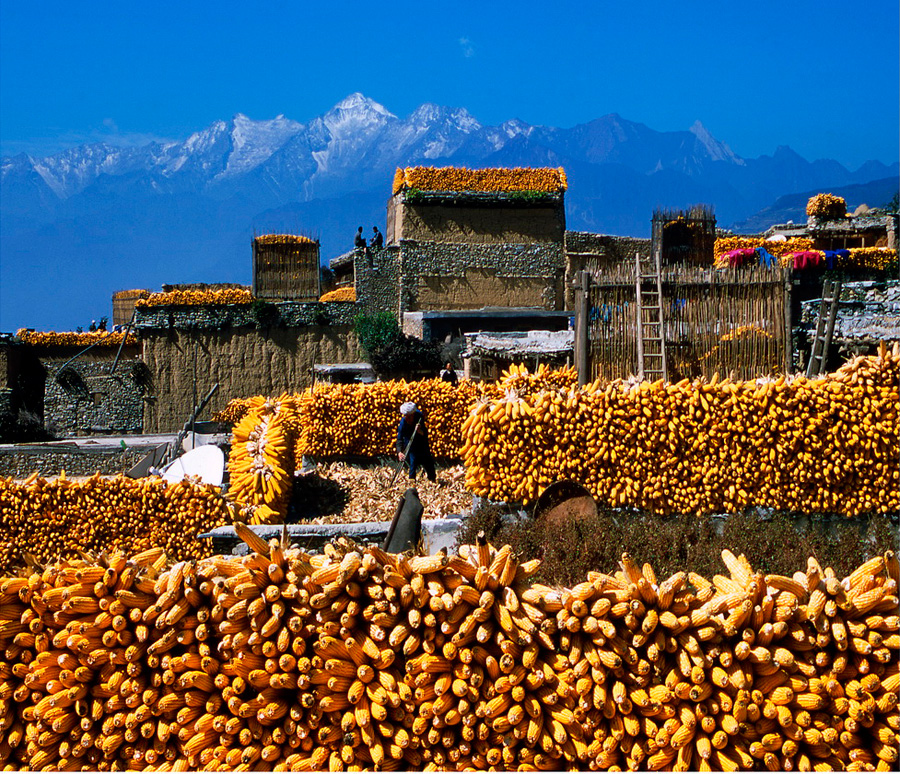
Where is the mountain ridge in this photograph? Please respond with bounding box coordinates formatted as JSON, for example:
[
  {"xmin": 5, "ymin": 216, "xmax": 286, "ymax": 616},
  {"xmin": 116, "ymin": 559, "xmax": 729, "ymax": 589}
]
[{"xmin": 1, "ymin": 92, "xmax": 897, "ymax": 330}]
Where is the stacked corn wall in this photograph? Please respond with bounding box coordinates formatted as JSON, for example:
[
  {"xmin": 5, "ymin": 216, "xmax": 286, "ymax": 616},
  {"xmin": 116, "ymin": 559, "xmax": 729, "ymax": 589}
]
[
  {"xmin": 462, "ymin": 348, "xmax": 899, "ymax": 516},
  {"xmin": 0, "ymin": 529, "xmax": 897, "ymax": 771},
  {"xmin": 218, "ymin": 368, "xmax": 577, "ymax": 524},
  {"xmin": 0, "ymin": 474, "xmax": 230, "ymax": 576},
  {"xmin": 295, "ymin": 379, "xmax": 488, "ymax": 459}
]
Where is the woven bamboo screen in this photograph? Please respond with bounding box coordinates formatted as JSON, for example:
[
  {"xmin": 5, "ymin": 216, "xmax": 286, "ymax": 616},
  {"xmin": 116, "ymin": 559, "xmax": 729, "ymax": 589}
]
[
  {"xmin": 112, "ymin": 290, "xmax": 150, "ymax": 326},
  {"xmin": 252, "ymin": 235, "xmax": 320, "ymax": 302},
  {"xmin": 587, "ymin": 264, "xmax": 789, "ymax": 382}
]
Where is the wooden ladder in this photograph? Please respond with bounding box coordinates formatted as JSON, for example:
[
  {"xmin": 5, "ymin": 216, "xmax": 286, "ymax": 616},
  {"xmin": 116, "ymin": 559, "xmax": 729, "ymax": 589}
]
[
  {"xmin": 806, "ymin": 277, "xmax": 843, "ymax": 378},
  {"xmin": 635, "ymin": 251, "xmax": 668, "ymax": 382}
]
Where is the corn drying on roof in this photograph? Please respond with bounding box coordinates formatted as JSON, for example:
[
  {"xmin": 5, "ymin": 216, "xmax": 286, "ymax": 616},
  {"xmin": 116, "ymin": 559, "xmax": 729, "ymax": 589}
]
[
  {"xmin": 253, "ymin": 234, "xmax": 316, "ymax": 245},
  {"xmin": 392, "ymin": 166, "xmax": 567, "ymax": 195}
]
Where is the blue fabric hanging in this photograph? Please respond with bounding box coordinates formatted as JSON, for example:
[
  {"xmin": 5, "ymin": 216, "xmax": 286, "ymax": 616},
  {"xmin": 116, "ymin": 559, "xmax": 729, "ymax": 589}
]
[{"xmin": 756, "ymin": 247, "xmax": 777, "ymax": 268}]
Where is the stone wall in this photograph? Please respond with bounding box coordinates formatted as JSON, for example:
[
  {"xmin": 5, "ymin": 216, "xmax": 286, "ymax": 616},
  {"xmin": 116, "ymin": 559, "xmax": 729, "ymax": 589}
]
[
  {"xmin": 387, "ymin": 196, "xmax": 565, "ymax": 245},
  {"xmin": 397, "ymin": 242, "xmax": 566, "ymax": 313},
  {"xmin": 39, "ymin": 348, "xmax": 145, "ymax": 437},
  {"xmin": 0, "ymin": 447, "xmax": 147, "ymax": 478},
  {"xmin": 133, "ymin": 301, "xmax": 358, "ymax": 330},
  {"xmin": 353, "ymin": 246, "xmax": 401, "ymax": 316},
  {"xmin": 139, "ymin": 325, "xmax": 361, "ymax": 433}
]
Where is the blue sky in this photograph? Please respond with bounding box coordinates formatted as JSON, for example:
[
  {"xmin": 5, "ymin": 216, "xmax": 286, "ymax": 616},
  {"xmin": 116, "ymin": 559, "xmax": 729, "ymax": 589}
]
[{"xmin": 1, "ymin": 0, "xmax": 897, "ymax": 168}]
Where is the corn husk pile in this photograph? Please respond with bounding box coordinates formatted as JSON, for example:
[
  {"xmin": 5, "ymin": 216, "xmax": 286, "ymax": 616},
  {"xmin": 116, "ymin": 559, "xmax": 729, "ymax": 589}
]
[
  {"xmin": 0, "ymin": 528, "xmax": 897, "ymax": 771},
  {"xmin": 463, "ymin": 345, "xmax": 899, "ymax": 515},
  {"xmin": 0, "ymin": 473, "xmax": 229, "ymax": 575},
  {"xmin": 294, "ymin": 463, "xmax": 469, "ymax": 524}
]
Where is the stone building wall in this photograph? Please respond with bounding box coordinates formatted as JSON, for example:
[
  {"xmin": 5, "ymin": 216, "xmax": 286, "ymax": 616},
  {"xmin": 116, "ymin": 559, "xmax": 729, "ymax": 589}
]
[
  {"xmin": 353, "ymin": 246, "xmax": 401, "ymax": 316},
  {"xmin": 396, "ymin": 242, "xmax": 566, "ymax": 313},
  {"xmin": 0, "ymin": 447, "xmax": 148, "ymax": 478},
  {"xmin": 132, "ymin": 300, "xmax": 358, "ymax": 330},
  {"xmin": 39, "ymin": 348, "xmax": 145, "ymax": 437},
  {"xmin": 564, "ymin": 232, "xmax": 652, "ymax": 307}
]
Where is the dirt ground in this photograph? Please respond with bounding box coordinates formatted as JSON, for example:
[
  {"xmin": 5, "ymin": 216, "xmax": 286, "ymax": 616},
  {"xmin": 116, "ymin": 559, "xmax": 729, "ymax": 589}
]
[{"xmin": 288, "ymin": 462, "xmax": 470, "ymax": 524}]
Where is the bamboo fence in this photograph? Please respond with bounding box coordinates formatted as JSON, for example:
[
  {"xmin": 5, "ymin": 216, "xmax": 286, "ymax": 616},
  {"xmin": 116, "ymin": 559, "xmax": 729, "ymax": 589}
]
[
  {"xmin": 587, "ymin": 264, "xmax": 789, "ymax": 381},
  {"xmin": 252, "ymin": 236, "xmax": 320, "ymax": 302}
]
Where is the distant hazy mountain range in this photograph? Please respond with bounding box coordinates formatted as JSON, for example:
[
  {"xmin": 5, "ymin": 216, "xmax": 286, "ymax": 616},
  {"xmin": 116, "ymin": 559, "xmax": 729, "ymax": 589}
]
[{"xmin": 2, "ymin": 92, "xmax": 897, "ymax": 330}]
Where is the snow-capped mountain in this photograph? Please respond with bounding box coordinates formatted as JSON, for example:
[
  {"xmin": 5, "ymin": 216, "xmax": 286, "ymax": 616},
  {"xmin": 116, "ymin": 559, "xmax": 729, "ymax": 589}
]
[{"xmin": 2, "ymin": 92, "xmax": 897, "ymax": 331}]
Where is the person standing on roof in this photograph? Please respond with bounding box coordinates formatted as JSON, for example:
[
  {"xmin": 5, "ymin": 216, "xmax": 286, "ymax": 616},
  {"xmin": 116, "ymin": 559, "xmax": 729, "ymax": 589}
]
[{"xmin": 397, "ymin": 402, "xmax": 436, "ymax": 481}]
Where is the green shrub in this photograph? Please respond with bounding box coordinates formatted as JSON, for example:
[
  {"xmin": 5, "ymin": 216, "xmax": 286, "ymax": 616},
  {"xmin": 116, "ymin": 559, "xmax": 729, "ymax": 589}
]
[
  {"xmin": 354, "ymin": 312, "xmax": 441, "ymax": 380},
  {"xmin": 456, "ymin": 503, "xmax": 898, "ymax": 585},
  {"xmin": 354, "ymin": 311, "xmax": 398, "ymax": 354}
]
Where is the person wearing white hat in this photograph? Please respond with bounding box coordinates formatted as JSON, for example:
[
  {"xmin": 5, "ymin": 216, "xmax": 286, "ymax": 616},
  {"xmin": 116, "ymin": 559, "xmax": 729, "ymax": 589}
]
[{"xmin": 397, "ymin": 402, "xmax": 436, "ymax": 481}]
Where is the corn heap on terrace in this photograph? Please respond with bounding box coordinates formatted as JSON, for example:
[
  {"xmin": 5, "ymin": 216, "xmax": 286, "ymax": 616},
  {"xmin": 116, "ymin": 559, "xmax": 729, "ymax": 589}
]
[
  {"xmin": 135, "ymin": 288, "xmax": 253, "ymax": 308},
  {"xmin": 253, "ymin": 234, "xmax": 316, "ymax": 245},
  {"xmin": 0, "ymin": 529, "xmax": 897, "ymax": 771},
  {"xmin": 318, "ymin": 287, "xmax": 356, "ymax": 303},
  {"xmin": 392, "ymin": 166, "xmax": 567, "ymax": 195},
  {"xmin": 807, "ymin": 193, "xmax": 848, "ymax": 219},
  {"xmin": 0, "ymin": 473, "xmax": 229, "ymax": 575},
  {"xmin": 226, "ymin": 395, "xmax": 299, "ymax": 525},
  {"xmin": 15, "ymin": 329, "xmax": 137, "ymax": 347},
  {"xmin": 463, "ymin": 344, "xmax": 899, "ymax": 515}
]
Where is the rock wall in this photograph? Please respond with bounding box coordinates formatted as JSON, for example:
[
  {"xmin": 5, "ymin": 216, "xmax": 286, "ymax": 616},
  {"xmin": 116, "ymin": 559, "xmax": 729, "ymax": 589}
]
[
  {"xmin": 0, "ymin": 447, "xmax": 147, "ymax": 478},
  {"xmin": 564, "ymin": 232, "xmax": 652, "ymax": 306},
  {"xmin": 397, "ymin": 242, "xmax": 565, "ymax": 312},
  {"xmin": 354, "ymin": 246, "xmax": 401, "ymax": 316},
  {"xmin": 133, "ymin": 301, "xmax": 357, "ymax": 330},
  {"xmin": 41, "ymin": 351, "xmax": 146, "ymax": 437},
  {"xmin": 140, "ymin": 326, "xmax": 361, "ymax": 433}
]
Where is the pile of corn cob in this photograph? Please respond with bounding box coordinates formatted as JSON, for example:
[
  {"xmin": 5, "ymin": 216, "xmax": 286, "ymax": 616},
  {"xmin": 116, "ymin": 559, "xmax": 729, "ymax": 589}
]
[
  {"xmin": 463, "ymin": 345, "xmax": 899, "ymax": 515},
  {"xmin": 0, "ymin": 474, "xmax": 229, "ymax": 575},
  {"xmin": 295, "ymin": 379, "xmax": 485, "ymax": 460},
  {"xmin": 253, "ymin": 234, "xmax": 316, "ymax": 245},
  {"xmin": 318, "ymin": 287, "xmax": 356, "ymax": 303},
  {"xmin": 807, "ymin": 193, "xmax": 847, "ymax": 219},
  {"xmin": 392, "ymin": 166, "xmax": 567, "ymax": 195},
  {"xmin": 135, "ymin": 289, "xmax": 253, "ymax": 308},
  {"xmin": 0, "ymin": 528, "xmax": 896, "ymax": 771},
  {"xmin": 15, "ymin": 329, "xmax": 137, "ymax": 348},
  {"xmin": 226, "ymin": 395, "xmax": 300, "ymax": 525}
]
